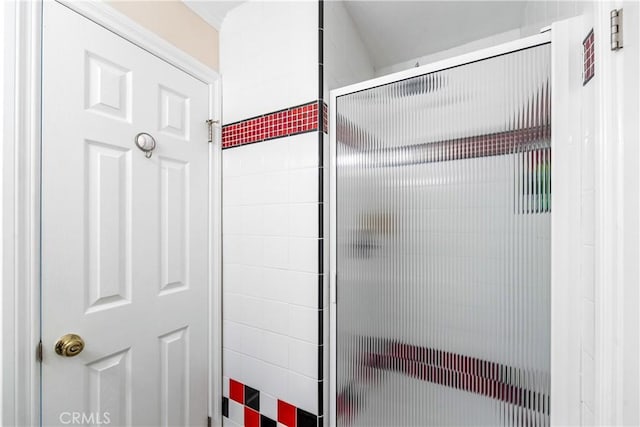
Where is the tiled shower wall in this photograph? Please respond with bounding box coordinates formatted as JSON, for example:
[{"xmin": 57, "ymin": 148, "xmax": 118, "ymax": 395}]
[
  {"xmin": 221, "ymin": 1, "xmax": 374, "ymax": 425},
  {"xmin": 220, "ymin": 1, "xmax": 325, "ymax": 425}
]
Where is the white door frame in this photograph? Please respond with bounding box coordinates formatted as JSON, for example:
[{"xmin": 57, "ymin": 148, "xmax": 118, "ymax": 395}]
[
  {"xmin": 1, "ymin": 1, "xmax": 222, "ymax": 425},
  {"xmin": 328, "ymin": 26, "xmax": 587, "ymax": 425}
]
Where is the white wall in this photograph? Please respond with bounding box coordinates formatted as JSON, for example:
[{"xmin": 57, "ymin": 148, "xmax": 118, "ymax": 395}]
[
  {"xmin": 520, "ymin": 1, "xmax": 592, "ymax": 37},
  {"xmin": 324, "ymin": 0, "xmax": 374, "ymax": 98},
  {"xmin": 375, "ymin": 1, "xmax": 591, "ymax": 78},
  {"xmin": 106, "ymin": 0, "xmax": 219, "ymax": 70},
  {"xmin": 221, "ymin": 1, "xmax": 318, "ymax": 125},
  {"xmin": 375, "ymin": 28, "xmax": 522, "ymax": 77}
]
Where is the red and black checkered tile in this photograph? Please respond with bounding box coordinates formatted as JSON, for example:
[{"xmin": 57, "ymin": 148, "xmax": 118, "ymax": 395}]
[{"xmin": 223, "ymin": 379, "xmax": 319, "ymax": 427}]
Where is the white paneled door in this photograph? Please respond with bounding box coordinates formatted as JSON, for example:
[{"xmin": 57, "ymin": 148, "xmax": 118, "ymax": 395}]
[{"xmin": 41, "ymin": 2, "xmax": 210, "ymax": 426}]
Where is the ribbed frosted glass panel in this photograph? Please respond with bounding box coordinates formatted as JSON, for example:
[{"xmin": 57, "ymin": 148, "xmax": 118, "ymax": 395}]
[{"xmin": 335, "ymin": 44, "xmax": 550, "ymax": 426}]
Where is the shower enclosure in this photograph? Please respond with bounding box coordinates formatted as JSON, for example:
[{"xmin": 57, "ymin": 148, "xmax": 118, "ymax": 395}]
[{"xmin": 330, "ymin": 33, "xmax": 552, "ymax": 426}]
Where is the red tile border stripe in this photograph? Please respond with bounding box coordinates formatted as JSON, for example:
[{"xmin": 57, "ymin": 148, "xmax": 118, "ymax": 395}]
[
  {"xmin": 337, "ymin": 112, "xmax": 551, "ymax": 167},
  {"xmin": 222, "ymin": 101, "xmax": 328, "ymax": 149},
  {"xmin": 337, "ymin": 337, "xmax": 549, "ymax": 424},
  {"xmin": 583, "ymin": 29, "xmax": 595, "ymax": 85}
]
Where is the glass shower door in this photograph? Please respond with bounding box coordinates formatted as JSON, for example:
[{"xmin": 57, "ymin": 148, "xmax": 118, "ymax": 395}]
[{"xmin": 335, "ymin": 42, "xmax": 551, "ymax": 426}]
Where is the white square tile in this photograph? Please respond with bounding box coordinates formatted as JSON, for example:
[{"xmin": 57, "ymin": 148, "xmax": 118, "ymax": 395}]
[
  {"xmin": 289, "ymin": 237, "xmax": 318, "ymax": 273},
  {"xmin": 240, "ymin": 143, "xmax": 265, "ymax": 175},
  {"xmin": 223, "ymin": 263, "xmax": 246, "ymax": 295},
  {"xmin": 262, "ymin": 204, "xmax": 290, "ymax": 236},
  {"xmin": 241, "ymin": 235, "xmax": 264, "ymax": 267},
  {"xmin": 228, "ymin": 399, "xmax": 244, "ymax": 425},
  {"xmin": 241, "ymin": 205, "xmax": 264, "ymax": 236},
  {"xmin": 222, "ymin": 415, "xmax": 241, "ymax": 427},
  {"xmin": 222, "ymin": 236, "xmax": 242, "ymax": 265},
  {"xmin": 243, "ymin": 265, "xmax": 264, "ymax": 298},
  {"xmin": 262, "ymin": 267, "xmax": 290, "ymax": 302},
  {"xmin": 222, "ymin": 348, "xmax": 242, "ymax": 385},
  {"xmin": 289, "ymin": 203, "xmax": 318, "ymax": 238},
  {"xmin": 240, "ymin": 323, "xmax": 262, "ymax": 358},
  {"xmin": 241, "ymin": 354, "xmax": 265, "ymax": 392},
  {"xmin": 242, "ymin": 174, "xmax": 263, "ymax": 205},
  {"xmin": 223, "ymin": 376, "xmax": 230, "ymax": 398},
  {"xmin": 289, "ymin": 168, "xmax": 318, "ymax": 203},
  {"xmin": 261, "ymin": 330, "xmax": 289, "ymax": 368},
  {"xmin": 222, "ymin": 149, "xmax": 243, "ymax": 178},
  {"xmin": 223, "ymin": 320, "xmax": 242, "ymax": 353},
  {"xmin": 262, "ymin": 299, "xmax": 290, "ymax": 335},
  {"xmin": 260, "ymin": 171, "xmax": 289, "ymax": 205},
  {"xmin": 262, "ymin": 138, "xmax": 290, "ymax": 173},
  {"xmin": 288, "ymin": 338, "xmax": 318, "ymax": 379},
  {"xmin": 223, "ymin": 292, "xmax": 243, "ymax": 323},
  {"xmin": 222, "ymin": 176, "xmax": 242, "ymax": 206},
  {"xmin": 286, "ymin": 270, "xmax": 317, "ymax": 308},
  {"xmin": 223, "ymin": 205, "xmax": 242, "ymax": 235},
  {"xmin": 242, "ymin": 296, "xmax": 264, "ymax": 329},
  {"xmin": 257, "ymin": 360, "xmax": 288, "ymax": 401},
  {"xmin": 261, "ymin": 392, "xmax": 278, "ymax": 420},
  {"xmin": 286, "ymin": 371, "xmax": 317, "ymax": 415},
  {"xmin": 288, "ymin": 305, "xmax": 318, "ymax": 343},
  {"xmin": 288, "ymin": 133, "xmax": 319, "ymax": 170},
  {"xmin": 263, "ymin": 236, "xmax": 289, "ymax": 269}
]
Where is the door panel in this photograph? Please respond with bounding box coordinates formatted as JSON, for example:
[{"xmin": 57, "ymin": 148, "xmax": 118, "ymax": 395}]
[
  {"xmin": 42, "ymin": 2, "xmax": 210, "ymax": 426},
  {"xmin": 86, "ymin": 349, "xmax": 132, "ymax": 426},
  {"xmin": 159, "ymin": 157, "xmax": 189, "ymax": 295},
  {"xmin": 85, "ymin": 140, "xmax": 132, "ymax": 313}
]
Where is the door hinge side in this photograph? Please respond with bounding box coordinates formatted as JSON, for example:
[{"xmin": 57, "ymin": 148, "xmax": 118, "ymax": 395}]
[
  {"xmin": 611, "ymin": 8, "xmax": 623, "ymax": 51},
  {"xmin": 207, "ymin": 416, "xmax": 212, "ymax": 427},
  {"xmin": 36, "ymin": 340, "xmax": 43, "ymax": 363},
  {"xmin": 206, "ymin": 119, "xmax": 219, "ymax": 143}
]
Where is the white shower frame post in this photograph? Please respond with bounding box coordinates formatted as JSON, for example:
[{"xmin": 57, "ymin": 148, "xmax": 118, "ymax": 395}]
[{"xmin": 329, "ymin": 20, "xmax": 585, "ymax": 425}]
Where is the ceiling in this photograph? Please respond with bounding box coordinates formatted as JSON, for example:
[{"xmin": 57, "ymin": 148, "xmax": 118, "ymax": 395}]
[
  {"xmin": 184, "ymin": 1, "xmax": 528, "ymax": 70},
  {"xmin": 183, "ymin": 0, "xmax": 244, "ymax": 29},
  {"xmin": 343, "ymin": 1, "xmax": 527, "ymax": 70}
]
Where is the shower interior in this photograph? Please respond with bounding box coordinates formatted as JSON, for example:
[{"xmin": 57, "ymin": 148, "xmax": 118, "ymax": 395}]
[{"xmin": 332, "ymin": 39, "xmax": 551, "ymax": 426}]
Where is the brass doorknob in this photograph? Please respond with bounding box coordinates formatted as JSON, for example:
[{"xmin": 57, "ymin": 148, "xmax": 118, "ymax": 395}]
[{"xmin": 54, "ymin": 334, "xmax": 85, "ymax": 357}]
